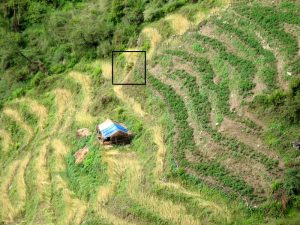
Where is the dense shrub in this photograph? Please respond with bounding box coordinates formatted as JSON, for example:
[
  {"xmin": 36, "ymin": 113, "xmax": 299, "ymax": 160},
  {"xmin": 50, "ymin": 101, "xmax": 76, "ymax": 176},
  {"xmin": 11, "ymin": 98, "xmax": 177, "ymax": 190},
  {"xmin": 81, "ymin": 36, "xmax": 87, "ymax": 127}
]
[{"xmin": 253, "ymin": 78, "xmax": 300, "ymax": 123}]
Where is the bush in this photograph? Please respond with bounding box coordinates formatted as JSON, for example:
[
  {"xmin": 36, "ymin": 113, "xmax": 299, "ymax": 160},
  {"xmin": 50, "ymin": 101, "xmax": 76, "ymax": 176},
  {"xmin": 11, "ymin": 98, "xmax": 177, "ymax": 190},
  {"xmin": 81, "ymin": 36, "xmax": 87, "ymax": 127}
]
[{"xmin": 283, "ymin": 168, "xmax": 300, "ymax": 195}]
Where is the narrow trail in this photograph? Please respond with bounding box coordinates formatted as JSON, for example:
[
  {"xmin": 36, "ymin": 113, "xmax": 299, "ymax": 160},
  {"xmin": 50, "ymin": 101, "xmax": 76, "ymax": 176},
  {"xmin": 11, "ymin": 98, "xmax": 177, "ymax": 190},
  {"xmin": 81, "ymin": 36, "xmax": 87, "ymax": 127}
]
[
  {"xmin": 0, "ymin": 129, "xmax": 11, "ymax": 152},
  {"xmin": 3, "ymin": 107, "xmax": 34, "ymax": 142}
]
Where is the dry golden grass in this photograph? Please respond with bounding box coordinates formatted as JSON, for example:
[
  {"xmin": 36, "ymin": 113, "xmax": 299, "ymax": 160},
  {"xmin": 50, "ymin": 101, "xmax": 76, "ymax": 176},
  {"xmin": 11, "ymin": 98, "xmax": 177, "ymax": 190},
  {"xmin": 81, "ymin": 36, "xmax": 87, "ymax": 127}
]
[
  {"xmin": 69, "ymin": 72, "xmax": 95, "ymax": 125},
  {"xmin": 93, "ymin": 151, "xmax": 137, "ymax": 225},
  {"xmin": 0, "ymin": 129, "xmax": 11, "ymax": 152},
  {"xmin": 51, "ymin": 139, "xmax": 69, "ymax": 172},
  {"xmin": 69, "ymin": 72, "xmax": 91, "ymax": 113},
  {"xmin": 114, "ymin": 83, "xmax": 146, "ymax": 118},
  {"xmin": 142, "ymin": 27, "xmax": 161, "ymax": 58},
  {"xmin": 153, "ymin": 126, "xmax": 167, "ymax": 178},
  {"xmin": 165, "ymin": 14, "xmax": 191, "ymax": 35},
  {"xmin": 52, "ymin": 89, "xmax": 74, "ymax": 134},
  {"xmin": 16, "ymin": 98, "xmax": 48, "ymax": 129},
  {"xmin": 55, "ymin": 175, "xmax": 87, "ymax": 225},
  {"xmin": 3, "ymin": 107, "xmax": 34, "ymax": 140},
  {"xmin": 35, "ymin": 140, "xmax": 50, "ymax": 193},
  {"xmin": 124, "ymin": 48, "xmax": 141, "ymax": 64},
  {"xmin": 75, "ymin": 112, "xmax": 94, "ymax": 126},
  {"xmin": 193, "ymin": 2, "xmax": 230, "ymax": 25},
  {"xmin": 12, "ymin": 153, "xmax": 31, "ymax": 217},
  {"xmin": 0, "ymin": 160, "xmax": 19, "ymax": 222},
  {"xmin": 124, "ymin": 159, "xmax": 201, "ymax": 225},
  {"xmin": 100, "ymin": 148, "xmax": 202, "ymax": 225},
  {"xmin": 99, "ymin": 61, "xmax": 112, "ymax": 80}
]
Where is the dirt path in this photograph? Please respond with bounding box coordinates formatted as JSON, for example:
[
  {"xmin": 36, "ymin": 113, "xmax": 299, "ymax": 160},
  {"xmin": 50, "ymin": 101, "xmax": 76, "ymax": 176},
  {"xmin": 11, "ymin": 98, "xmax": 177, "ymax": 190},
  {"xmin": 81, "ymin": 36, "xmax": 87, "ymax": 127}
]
[{"xmin": 0, "ymin": 129, "xmax": 11, "ymax": 152}]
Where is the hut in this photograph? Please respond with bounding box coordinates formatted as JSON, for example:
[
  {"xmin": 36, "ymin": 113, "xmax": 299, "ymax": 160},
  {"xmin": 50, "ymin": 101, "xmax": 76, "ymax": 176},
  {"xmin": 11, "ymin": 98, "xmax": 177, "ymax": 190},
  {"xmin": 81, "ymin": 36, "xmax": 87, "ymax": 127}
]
[{"xmin": 96, "ymin": 119, "xmax": 133, "ymax": 145}]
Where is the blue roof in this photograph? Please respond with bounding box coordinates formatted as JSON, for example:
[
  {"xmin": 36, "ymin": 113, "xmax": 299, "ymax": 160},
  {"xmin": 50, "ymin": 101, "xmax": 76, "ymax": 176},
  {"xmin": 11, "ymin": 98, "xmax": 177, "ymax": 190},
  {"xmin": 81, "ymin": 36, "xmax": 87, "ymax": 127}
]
[{"xmin": 98, "ymin": 119, "xmax": 129, "ymax": 139}]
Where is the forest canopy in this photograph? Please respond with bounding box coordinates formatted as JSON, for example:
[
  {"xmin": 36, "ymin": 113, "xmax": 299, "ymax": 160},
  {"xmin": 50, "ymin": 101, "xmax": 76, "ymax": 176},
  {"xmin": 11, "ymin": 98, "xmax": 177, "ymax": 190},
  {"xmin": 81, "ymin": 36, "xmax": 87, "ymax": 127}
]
[{"xmin": 0, "ymin": 0, "xmax": 202, "ymax": 106}]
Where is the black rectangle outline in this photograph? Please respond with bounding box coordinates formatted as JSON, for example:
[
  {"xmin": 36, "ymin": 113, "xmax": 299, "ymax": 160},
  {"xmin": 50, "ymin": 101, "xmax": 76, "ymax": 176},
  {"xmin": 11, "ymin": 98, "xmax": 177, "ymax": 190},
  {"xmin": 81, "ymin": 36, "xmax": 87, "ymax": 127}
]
[{"xmin": 112, "ymin": 50, "xmax": 147, "ymax": 85}]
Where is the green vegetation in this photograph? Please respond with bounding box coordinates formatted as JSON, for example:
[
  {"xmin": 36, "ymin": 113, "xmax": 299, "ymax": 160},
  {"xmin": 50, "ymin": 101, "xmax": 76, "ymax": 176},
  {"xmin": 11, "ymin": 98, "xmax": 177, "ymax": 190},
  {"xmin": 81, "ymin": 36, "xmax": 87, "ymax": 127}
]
[{"xmin": 1, "ymin": 0, "xmax": 300, "ymax": 224}]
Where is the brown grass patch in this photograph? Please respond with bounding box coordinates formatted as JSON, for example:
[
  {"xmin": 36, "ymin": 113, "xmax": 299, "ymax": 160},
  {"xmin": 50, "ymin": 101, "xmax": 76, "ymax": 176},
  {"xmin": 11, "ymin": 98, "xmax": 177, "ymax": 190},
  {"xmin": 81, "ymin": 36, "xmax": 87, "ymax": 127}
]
[
  {"xmin": 16, "ymin": 98, "xmax": 48, "ymax": 129},
  {"xmin": 69, "ymin": 72, "xmax": 95, "ymax": 125},
  {"xmin": 35, "ymin": 140, "xmax": 50, "ymax": 193},
  {"xmin": 3, "ymin": 108, "xmax": 34, "ymax": 140},
  {"xmin": 0, "ymin": 160, "xmax": 19, "ymax": 222},
  {"xmin": 55, "ymin": 175, "xmax": 87, "ymax": 225},
  {"xmin": 51, "ymin": 139, "xmax": 69, "ymax": 172},
  {"xmin": 100, "ymin": 61, "xmax": 112, "ymax": 80},
  {"xmin": 165, "ymin": 14, "xmax": 190, "ymax": 35},
  {"xmin": 142, "ymin": 27, "xmax": 161, "ymax": 59},
  {"xmin": 0, "ymin": 129, "xmax": 11, "ymax": 152},
  {"xmin": 12, "ymin": 153, "xmax": 31, "ymax": 217}
]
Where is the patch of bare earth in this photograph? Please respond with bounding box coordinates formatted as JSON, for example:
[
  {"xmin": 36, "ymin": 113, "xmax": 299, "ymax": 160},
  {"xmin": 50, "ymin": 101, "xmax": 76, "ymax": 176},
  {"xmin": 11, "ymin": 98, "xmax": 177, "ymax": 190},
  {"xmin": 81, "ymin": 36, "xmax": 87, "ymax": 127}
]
[
  {"xmin": 223, "ymin": 157, "xmax": 272, "ymax": 196},
  {"xmin": 252, "ymin": 75, "xmax": 266, "ymax": 97},
  {"xmin": 165, "ymin": 14, "xmax": 191, "ymax": 35},
  {"xmin": 219, "ymin": 117, "xmax": 283, "ymax": 167},
  {"xmin": 0, "ymin": 129, "xmax": 11, "ymax": 152}
]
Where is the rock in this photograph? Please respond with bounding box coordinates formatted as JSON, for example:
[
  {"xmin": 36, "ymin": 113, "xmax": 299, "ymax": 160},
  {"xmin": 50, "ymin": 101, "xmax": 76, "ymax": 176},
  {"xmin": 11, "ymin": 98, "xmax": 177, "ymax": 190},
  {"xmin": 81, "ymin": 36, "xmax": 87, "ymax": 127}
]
[
  {"xmin": 76, "ymin": 128, "xmax": 91, "ymax": 138},
  {"xmin": 292, "ymin": 141, "xmax": 300, "ymax": 150},
  {"xmin": 74, "ymin": 146, "xmax": 89, "ymax": 164}
]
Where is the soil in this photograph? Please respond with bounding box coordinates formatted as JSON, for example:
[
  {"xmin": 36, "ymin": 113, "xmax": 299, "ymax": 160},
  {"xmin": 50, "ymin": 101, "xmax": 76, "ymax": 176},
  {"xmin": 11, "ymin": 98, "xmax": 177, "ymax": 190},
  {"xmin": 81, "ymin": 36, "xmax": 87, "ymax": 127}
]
[{"xmin": 74, "ymin": 146, "xmax": 89, "ymax": 164}]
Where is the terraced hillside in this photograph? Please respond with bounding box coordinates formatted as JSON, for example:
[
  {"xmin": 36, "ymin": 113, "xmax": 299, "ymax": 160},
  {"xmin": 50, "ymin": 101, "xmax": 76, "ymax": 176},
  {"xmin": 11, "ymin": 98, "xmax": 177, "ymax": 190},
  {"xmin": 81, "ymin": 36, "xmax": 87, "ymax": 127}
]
[{"xmin": 0, "ymin": 0, "xmax": 300, "ymax": 224}]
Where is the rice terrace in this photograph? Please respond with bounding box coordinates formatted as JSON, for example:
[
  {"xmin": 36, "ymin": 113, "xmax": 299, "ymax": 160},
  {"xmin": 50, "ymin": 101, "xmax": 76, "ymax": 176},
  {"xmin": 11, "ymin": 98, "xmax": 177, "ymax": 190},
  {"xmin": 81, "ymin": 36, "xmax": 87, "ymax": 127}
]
[{"xmin": 0, "ymin": 0, "xmax": 300, "ymax": 224}]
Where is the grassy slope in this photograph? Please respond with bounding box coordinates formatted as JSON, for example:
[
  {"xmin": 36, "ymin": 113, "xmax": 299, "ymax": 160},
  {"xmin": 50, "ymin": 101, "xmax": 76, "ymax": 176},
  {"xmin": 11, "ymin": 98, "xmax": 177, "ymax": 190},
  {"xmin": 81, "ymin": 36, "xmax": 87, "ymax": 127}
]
[{"xmin": 0, "ymin": 0, "xmax": 300, "ymax": 224}]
